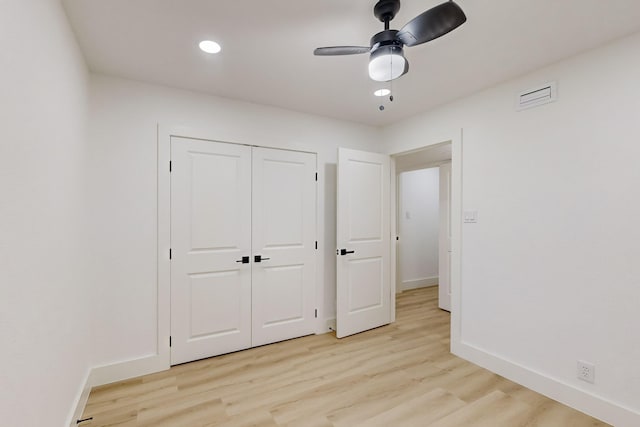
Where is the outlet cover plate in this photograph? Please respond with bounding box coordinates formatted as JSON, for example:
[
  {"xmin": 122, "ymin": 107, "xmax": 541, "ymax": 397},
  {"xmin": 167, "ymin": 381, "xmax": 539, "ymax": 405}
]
[{"xmin": 577, "ymin": 360, "xmax": 595, "ymax": 384}]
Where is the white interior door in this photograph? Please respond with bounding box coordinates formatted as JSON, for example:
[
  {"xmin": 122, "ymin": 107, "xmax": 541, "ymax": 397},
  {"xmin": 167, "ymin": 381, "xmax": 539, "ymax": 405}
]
[
  {"xmin": 170, "ymin": 137, "xmax": 252, "ymax": 365},
  {"xmin": 439, "ymin": 162, "xmax": 452, "ymax": 311},
  {"xmin": 336, "ymin": 148, "xmax": 391, "ymax": 338},
  {"xmin": 251, "ymin": 147, "xmax": 317, "ymax": 346}
]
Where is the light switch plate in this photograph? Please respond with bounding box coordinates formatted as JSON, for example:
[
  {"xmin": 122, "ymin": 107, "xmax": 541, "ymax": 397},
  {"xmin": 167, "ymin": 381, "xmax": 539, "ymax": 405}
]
[{"xmin": 464, "ymin": 210, "xmax": 478, "ymax": 223}]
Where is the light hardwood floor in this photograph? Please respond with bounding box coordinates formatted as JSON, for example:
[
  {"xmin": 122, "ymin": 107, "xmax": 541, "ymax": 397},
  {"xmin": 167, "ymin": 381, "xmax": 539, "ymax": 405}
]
[{"xmin": 80, "ymin": 287, "xmax": 609, "ymax": 426}]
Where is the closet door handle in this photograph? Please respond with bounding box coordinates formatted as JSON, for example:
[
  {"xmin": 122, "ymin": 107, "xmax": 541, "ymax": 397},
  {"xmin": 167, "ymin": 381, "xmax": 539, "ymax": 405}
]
[
  {"xmin": 254, "ymin": 255, "xmax": 270, "ymax": 263},
  {"xmin": 339, "ymin": 249, "xmax": 355, "ymax": 256},
  {"xmin": 236, "ymin": 256, "xmax": 250, "ymax": 264}
]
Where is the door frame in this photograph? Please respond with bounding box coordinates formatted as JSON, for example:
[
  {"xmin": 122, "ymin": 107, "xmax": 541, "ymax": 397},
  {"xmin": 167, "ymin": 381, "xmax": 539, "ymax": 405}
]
[
  {"xmin": 157, "ymin": 125, "xmax": 320, "ymax": 369},
  {"xmin": 389, "ymin": 131, "xmax": 463, "ymax": 344}
]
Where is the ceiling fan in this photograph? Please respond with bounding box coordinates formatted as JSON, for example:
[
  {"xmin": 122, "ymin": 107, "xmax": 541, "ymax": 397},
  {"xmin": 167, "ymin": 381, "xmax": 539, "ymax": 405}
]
[{"xmin": 314, "ymin": 0, "xmax": 467, "ymax": 82}]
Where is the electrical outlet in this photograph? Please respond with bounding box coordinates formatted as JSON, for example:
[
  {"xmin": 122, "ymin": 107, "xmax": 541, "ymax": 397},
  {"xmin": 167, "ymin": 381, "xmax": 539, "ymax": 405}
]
[{"xmin": 577, "ymin": 360, "xmax": 595, "ymax": 384}]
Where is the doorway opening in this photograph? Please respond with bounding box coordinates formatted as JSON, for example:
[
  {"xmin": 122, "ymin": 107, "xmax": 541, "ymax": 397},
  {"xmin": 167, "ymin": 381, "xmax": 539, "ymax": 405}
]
[{"xmin": 392, "ymin": 142, "xmax": 453, "ymax": 312}]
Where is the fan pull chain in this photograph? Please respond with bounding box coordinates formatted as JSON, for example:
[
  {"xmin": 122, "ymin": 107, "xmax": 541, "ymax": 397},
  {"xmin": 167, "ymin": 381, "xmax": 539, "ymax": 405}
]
[
  {"xmin": 390, "ymin": 48, "xmax": 394, "ymax": 103},
  {"xmin": 379, "ymin": 51, "xmax": 395, "ymax": 111}
]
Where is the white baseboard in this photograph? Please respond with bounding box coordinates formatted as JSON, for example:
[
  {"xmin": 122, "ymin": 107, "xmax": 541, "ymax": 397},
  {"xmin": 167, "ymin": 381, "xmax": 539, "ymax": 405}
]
[
  {"xmin": 90, "ymin": 353, "xmax": 169, "ymax": 387},
  {"xmin": 401, "ymin": 276, "xmax": 438, "ymax": 291},
  {"xmin": 67, "ymin": 353, "xmax": 170, "ymax": 426},
  {"xmin": 67, "ymin": 369, "xmax": 92, "ymax": 427},
  {"xmin": 452, "ymin": 340, "xmax": 640, "ymax": 427}
]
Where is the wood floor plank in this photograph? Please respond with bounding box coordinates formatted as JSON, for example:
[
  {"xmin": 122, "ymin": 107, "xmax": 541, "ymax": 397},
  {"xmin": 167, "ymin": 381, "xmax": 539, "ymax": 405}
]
[
  {"xmin": 81, "ymin": 287, "xmax": 609, "ymax": 426},
  {"xmin": 135, "ymin": 390, "xmax": 226, "ymax": 426},
  {"xmin": 523, "ymin": 401, "xmax": 610, "ymax": 427},
  {"xmin": 354, "ymin": 388, "xmax": 466, "ymax": 426},
  {"xmin": 427, "ymin": 390, "xmax": 533, "ymax": 427}
]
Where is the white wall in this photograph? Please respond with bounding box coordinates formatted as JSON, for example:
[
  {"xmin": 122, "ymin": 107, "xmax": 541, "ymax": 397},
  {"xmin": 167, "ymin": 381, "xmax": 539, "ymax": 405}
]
[
  {"xmin": 0, "ymin": 1, "xmax": 91, "ymax": 426},
  {"xmin": 87, "ymin": 74, "xmax": 381, "ymax": 368},
  {"xmin": 398, "ymin": 168, "xmax": 439, "ymax": 290},
  {"xmin": 382, "ymin": 32, "xmax": 640, "ymax": 426},
  {"xmin": 4, "ymin": 3, "xmax": 638, "ymax": 425}
]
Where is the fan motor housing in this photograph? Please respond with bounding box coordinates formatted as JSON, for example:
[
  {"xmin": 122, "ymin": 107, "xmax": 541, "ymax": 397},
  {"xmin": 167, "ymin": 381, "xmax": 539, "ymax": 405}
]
[
  {"xmin": 374, "ymin": 0, "xmax": 401, "ymax": 23},
  {"xmin": 370, "ymin": 29, "xmax": 401, "ymax": 51}
]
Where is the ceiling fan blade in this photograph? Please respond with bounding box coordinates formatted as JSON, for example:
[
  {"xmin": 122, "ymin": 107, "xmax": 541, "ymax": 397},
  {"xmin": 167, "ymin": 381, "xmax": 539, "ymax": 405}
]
[
  {"xmin": 314, "ymin": 46, "xmax": 370, "ymax": 56},
  {"xmin": 396, "ymin": 1, "xmax": 467, "ymax": 47}
]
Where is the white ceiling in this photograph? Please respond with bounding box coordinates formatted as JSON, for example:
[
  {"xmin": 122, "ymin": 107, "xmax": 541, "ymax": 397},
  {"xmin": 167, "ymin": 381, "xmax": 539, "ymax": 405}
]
[{"xmin": 63, "ymin": 0, "xmax": 640, "ymax": 127}]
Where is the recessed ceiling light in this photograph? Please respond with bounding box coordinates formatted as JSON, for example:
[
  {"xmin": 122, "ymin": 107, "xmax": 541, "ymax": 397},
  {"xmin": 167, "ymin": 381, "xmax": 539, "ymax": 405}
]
[
  {"xmin": 374, "ymin": 89, "xmax": 391, "ymax": 97},
  {"xmin": 199, "ymin": 40, "xmax": 221, "ymax": 54}
]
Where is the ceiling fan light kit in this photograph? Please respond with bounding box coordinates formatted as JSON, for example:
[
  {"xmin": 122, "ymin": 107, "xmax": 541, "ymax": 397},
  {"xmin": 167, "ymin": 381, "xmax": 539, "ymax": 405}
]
[
  {"xmin": 314, "ymin": 0, "xmax": 466, "ymax": 82},
  {"xmin": 369, "ymin": 44, "xmax": 407, "ymax": 81}
]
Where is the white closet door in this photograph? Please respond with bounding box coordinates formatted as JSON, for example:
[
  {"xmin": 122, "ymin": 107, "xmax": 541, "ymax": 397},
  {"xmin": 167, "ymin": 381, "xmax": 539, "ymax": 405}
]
[
  {"xmin": 251, "ymin": 147, "xmax": 317, "ymax": 347},
  {"xmin": 170, "ymin": 137, "xmax": 252, "ymax": 365},
  {"xmin": 336, "ymin": 148, "xmax": 391, "ymax": 338}
]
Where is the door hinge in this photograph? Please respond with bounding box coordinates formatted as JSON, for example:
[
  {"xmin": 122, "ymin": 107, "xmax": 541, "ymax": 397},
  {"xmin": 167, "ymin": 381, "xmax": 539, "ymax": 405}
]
[
  {"xmin": 315, "ymin": 241, "xmax": 318, "ymax": 250},
  {"xmin": 315, "ymin": 309, "xmax": 318, "ymax": 318},
  {"xmin": 169, "ymin": 336, "xmax": 172, "ymax": 347},
  {"xmin": 169, "ymin": 161, "xmax": 172, "ymax": 172},
  {"xmin": 169, "ymin": 249, "xmax": 172, "ymax": 260},
  {"xmin": 315, "ymin": 172, "xmax": 318, "ymax": 181}
]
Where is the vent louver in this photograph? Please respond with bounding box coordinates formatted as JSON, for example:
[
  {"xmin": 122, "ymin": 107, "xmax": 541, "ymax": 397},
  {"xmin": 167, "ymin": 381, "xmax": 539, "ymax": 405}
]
[{"xmin": 517, "ymin": 81, "xmax": 557, "ymax": 111}]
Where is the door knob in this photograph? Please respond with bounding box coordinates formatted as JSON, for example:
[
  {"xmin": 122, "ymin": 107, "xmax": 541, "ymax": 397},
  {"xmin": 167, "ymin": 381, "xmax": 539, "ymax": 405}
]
[
  {"xmin": 254, "ymin": 255, "xmax": 271, "ymax": 263},
  {"xmin": 339, "ymin": 249, "xmax": 355, "ymax": 256},
  {"xmin": 235, "ymin": 256, "xmax": 250, "ymax": 264}
]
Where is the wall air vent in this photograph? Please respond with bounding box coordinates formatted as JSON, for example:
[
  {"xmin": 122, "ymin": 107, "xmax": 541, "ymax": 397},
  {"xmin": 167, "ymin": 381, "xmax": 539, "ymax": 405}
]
[{"xmin": 516, "ymin": 81, "xmax": 557, "ymax": 111}]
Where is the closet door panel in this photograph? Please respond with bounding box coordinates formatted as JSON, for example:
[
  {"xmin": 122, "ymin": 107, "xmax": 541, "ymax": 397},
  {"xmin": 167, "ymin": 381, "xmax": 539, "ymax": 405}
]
[
  {"xmin": 251, "ymin": 147, "xmax": 317, "ymax": 346},
  {"xmin": 170, "ymin": 140, "xmax": 317, "ymax": 364},
  {"xmin": 170, "ymin": 137, "xmax": 252, "ymax": 365}
]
